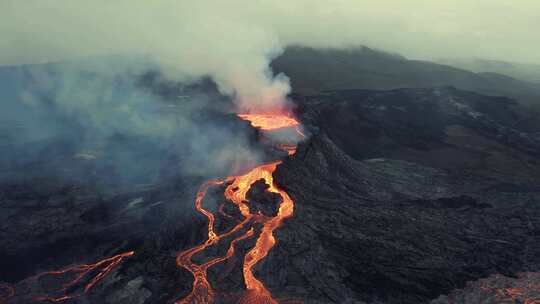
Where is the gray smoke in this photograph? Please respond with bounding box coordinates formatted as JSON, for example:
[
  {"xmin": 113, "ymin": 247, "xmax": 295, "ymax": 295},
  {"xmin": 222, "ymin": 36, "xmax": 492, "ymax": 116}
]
[
  {"xmin": 2, "ymin": 1, "xmax": 539, "ymax": 109},
  {"xmin": 1, "ymin": 1, "xmax": 539, "ymax": 189},
  {"xmin": 0, "ymin": 57, "xmax": 261, "ymax": 189}
]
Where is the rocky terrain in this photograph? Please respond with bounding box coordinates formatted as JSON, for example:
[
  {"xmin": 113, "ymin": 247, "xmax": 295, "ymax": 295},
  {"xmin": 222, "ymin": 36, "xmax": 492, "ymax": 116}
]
[
  {"xmin": 272, "ymin": 87, "xmax": 540, "ymax": 303},
  {"xmin": 0, "ymin": 55, "xmax": 540, "ymax": 304},
  {"xmin": 2, "ymin": 82, "xmax": 540, "ymax": 303}
]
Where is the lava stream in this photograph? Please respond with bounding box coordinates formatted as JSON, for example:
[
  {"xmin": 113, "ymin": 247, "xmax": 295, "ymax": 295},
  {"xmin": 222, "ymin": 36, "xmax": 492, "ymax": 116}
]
[
  {"xmin": 275, "ymin": 144, "xmax": 297, "ymax": 156},
  {"xmin": 238, "ymin": 113, "xmax": 305, "ymax": 140},
  {"xmin": 176, "ymin": 112, "xmax": 301, "ymax": 304},
  {"xmin": 225, "ymin": 162, "xmax": 293, "ymax": 301},
  {"xmin": 237, "ymin": 114, "xmax": 299, "ymax": 131},
  {"xmin": 0, "ymin": 251, "xmax": 134, "ymax": 303},
  {"xmin": 176, "ymin": 229, "xmax": 255, "ymax": 304}
]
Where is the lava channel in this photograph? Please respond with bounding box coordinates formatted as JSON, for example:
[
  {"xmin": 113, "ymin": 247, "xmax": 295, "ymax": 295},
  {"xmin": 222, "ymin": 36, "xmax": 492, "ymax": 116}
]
[
  {"xmin": 2, "ymin": 251, "xmax": 134, "ymax": 303},
  {"xmin": 176, "ymin": 112, "xmax": 302, "ymax": 304}
]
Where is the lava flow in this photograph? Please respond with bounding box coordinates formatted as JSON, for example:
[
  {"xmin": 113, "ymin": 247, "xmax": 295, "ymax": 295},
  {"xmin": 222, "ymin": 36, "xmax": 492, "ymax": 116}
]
[
  {"xmin": 237, "ymin": 113, "xmax": 299, "ymax": 131},
  {"xmin": 32, "ymin": 251, "xmax": 134, "ymax": 303},
  {"xmin": 176, "ymin": 112, "xmax": 302, "ymax": 304},
  {"xmin": 275, "ymin": 144, "xmax": 297, "ymax": 156},
  {"xmin": 238, "ymin": 113, "xmax": 305, "ymax": 138},
  {"xmin": 1, "ymin": 251, "xmax": 134, "ymax": 303}
]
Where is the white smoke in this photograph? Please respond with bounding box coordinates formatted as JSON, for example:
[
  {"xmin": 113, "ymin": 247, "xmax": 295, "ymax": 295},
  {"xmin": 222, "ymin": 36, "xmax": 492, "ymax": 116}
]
[{"xmin": 1, "ymin": 0, "xmax": 539, "ymax": 109}]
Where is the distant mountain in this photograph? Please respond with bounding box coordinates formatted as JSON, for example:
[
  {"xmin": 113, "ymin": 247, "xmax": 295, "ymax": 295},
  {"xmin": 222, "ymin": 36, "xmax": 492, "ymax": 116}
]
[
  {"xmin": 272, "ymin": 46, "xmax": 540, "ymax": 109},
  {"xmin": 438, "ymin": 58, "xmax": 540, "ymax": 84}
]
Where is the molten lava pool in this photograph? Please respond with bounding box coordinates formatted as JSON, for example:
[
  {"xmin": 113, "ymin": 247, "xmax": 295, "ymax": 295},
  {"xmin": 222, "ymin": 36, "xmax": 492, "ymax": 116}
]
[{"xmin": 237, "ymin": 113, "xmax": 300, "ymax": 131}]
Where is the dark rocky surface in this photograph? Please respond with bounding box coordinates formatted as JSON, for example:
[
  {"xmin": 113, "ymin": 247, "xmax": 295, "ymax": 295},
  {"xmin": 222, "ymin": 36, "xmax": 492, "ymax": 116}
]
[
  {"xmin": 2, "ymin": 86, "xmax": 540, "ymax": 303},
  {"xmin": 430, "ymin": 272, "xmax": 540, "ymax": 303},
  {"xmin": 270, "ymin": 87, "xmax": 540, "ymax": 303}
]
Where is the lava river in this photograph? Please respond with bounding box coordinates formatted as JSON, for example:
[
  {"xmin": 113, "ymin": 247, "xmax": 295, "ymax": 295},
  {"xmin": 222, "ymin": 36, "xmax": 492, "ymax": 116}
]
[
  {"xmin": 175, "ymin": 112, "xmax": 303, "ymax": 304},
  {"xmin": 0, "ymin": 112, "xmax": 302, "ymax": 304}
]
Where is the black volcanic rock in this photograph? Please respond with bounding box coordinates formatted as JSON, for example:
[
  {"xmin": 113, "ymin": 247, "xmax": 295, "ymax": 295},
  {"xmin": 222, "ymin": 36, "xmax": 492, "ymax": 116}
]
[
  {"xmin": 246, "ymin": 179, "xmax": 282, "ymax": 217},
  {"xmin": 3, "ymin": 86, "xmax": 540, "ymax": 304},
  {"xmin": 267, "ymin": 87, "xmax": 540, "ymax": 303}
]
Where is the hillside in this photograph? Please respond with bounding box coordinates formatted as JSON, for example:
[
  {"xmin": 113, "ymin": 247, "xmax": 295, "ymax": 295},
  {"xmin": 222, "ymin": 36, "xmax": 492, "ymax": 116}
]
[
  {"xmin": 272, "ymin": 47, "xmax": 540, "ymax": 108},
  {"xmin": 438, "ymin": 58, "xmax": 540, "ymax": 84}
]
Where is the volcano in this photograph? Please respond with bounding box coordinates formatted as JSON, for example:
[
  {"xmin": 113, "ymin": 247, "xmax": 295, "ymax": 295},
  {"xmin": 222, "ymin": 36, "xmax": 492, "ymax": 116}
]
[{"xmin": 2, "ymin": 66, "xmax": 540, "ymax": 304}]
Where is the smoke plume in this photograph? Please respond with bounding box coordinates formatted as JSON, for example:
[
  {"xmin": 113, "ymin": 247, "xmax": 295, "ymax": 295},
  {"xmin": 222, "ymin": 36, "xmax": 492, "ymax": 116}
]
[
  {"xmin": 2, "ymin": 0, "xmax": 539, "ymax": 109},
  {"xmin": 2, "ymin": 0, "xmax": 540, "ymax": 188}
]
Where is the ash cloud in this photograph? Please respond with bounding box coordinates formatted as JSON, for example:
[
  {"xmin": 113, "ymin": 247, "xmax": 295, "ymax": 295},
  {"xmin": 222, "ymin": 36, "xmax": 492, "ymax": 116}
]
[
  {"xmin": 0, "ymin": 58, "xmax": 261, "ymax": 190},
  {"xmin": 1, "ymin": 1, "xmax": 539, "ymax": 109},
  {"xmin": 1, "ymin": 1, "xmax": 539, "ymax": 188}
]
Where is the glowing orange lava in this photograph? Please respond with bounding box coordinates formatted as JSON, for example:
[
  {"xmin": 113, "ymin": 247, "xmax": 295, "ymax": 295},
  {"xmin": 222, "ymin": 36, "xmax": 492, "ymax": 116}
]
[
  {"xmin": 176, "ymin": 161, "xmax": 294, "ymax": 304},
  {"xmin": 0, "ymin": 251, "xmax": 135, "ymax": 304},
  {"xmin": 31, "ymin": 251, "xmax": 134, "ymax": 302},
  {"xmin": 175, "ymin": 112, "xmax": 302, "ymax": 304},
  {"xmin": 1, "ymin": 251, "xmax": 134, "ymax": 303},
  {"xmin": 238, "ymin": 113, "xmax": 300, "ymax": 131},
  {"xmin": 226, "ymin": 161, "xmax": 294, "ymax": 302},
  {"xmin": 276, "ymin": 144, "xmax": 297, "ymax": 156}
]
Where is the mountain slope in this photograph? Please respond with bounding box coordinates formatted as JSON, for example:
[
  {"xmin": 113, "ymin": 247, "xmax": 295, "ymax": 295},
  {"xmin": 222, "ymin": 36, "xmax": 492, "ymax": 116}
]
[
  {"xmin": 272, "ymin": 47, "xmax": 540, "ymax": 108},
  {"xmin": 438, "ymin": 58, "xmax": 540, "ymax": 84}
]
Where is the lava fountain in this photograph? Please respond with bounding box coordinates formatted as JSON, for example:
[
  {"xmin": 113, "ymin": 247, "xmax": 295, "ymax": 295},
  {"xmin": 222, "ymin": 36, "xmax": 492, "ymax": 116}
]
[{"xmin": 176, "ymin": 111, "xmax": 303, "ymax": 304}]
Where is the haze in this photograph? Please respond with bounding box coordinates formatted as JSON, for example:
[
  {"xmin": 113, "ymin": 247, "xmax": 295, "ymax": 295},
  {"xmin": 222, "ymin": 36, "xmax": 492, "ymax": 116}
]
[{"xmin": 1, "ymin": 0, "xmax": 539, "ymax": 108}]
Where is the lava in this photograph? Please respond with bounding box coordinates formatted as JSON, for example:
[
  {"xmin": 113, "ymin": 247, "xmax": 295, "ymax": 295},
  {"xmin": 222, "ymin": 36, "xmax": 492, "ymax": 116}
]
[
  {"xmin": 5, "ymin": 112, "xmax": 301, "ymax": 304},
  {"xmin": 176, "ymin": 161, "xmax": 294, "ymax": 304},
  {"xmin": 1, "ymin": 252, "xmax": 134, "ymax": 303},
  {"xmin": 31, "ymin": 251, "xmax": 134, "ymax": 302},
  {"xmin": 176, "ymin": 112, "xmax": 302, "ymax": 304},
  {"xmin": 237, "ymin": 113, "xmax": 300, "ymax": 131},
  {"xmin": 275, "ymin": 144, "xmax": 297, "ymax": 156},
  {"xmin": 225, "ymin": 162, "xmax": 293, "ymax": 300},
  {"xmin": 238, "ymin": 112, "xmax": 305, "ymax": 139},
  {"xmin": 2, "ymin": 251, "xmax": 134, "ymax": 303}
]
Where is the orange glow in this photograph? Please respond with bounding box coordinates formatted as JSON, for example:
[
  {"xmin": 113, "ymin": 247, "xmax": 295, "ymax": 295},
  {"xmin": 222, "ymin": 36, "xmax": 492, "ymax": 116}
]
[
  {"xmin": 175, "ymin": 112, "xmax": 303, "ymax": 303},
  {"xmin": 176, "ymin": 227, "xmax": 254, "ymax": 304},
  {"xmin": 4, "ymin": 111, "xmax": 303, "ymax": 304},
  {"xmin": 238, "ymin": 113, "xmax": 300, "ymax": 131},
  {"xmin": 238, "ymin": 112, "xmax": 306, "ymax": 140},
  {"xmin": 176, "ymin": 161, "xmax": 294, "ymax": 304},
  {"xmin": 8, "ymin": 251, "xmax": 135, "ymax": 303},
  {"xmin": 276, "ymin": 144, "xmax": 297, "ymax": 156},
  {"xmin": 226, "ymin": 162, "xmax": 293, "ymax": 297}
]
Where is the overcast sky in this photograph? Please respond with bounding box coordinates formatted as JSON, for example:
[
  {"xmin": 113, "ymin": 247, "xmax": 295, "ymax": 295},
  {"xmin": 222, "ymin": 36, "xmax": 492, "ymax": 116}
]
[
  {"xmin": 1, "ymin": 0, "xmax": 539, "ymax": 64},
  {"xmin": 1, "ymin": 1, "xmax": 538, "ymax": 108}
]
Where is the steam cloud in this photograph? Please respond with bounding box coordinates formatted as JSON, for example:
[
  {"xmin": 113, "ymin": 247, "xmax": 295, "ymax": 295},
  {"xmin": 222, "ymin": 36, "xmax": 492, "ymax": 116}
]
[
  {"xmin": 2, "ymin": 1, "xmax": 539, "ymax": 189},
  {"xmin": 0, "ymin": 58, "xmax": 263, "ymax": 188},
  {"xmin": 2, "ymin": 0, "xmax": 540, "ymax": 109}
]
